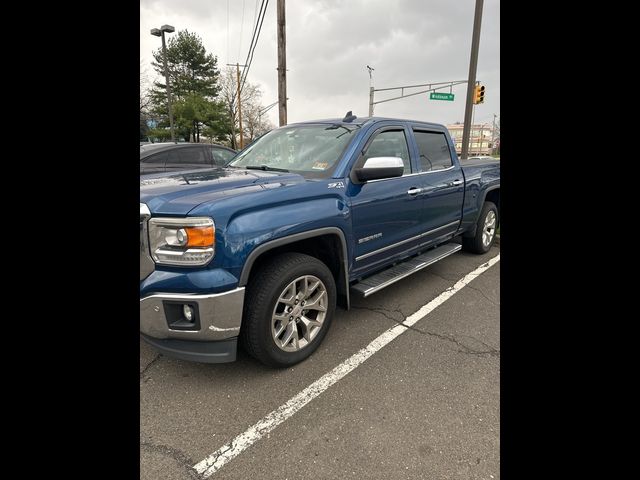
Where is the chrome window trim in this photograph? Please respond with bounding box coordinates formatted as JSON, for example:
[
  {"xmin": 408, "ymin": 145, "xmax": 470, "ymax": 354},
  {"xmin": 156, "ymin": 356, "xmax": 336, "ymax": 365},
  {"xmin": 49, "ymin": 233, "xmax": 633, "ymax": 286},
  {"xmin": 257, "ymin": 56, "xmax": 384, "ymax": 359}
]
[{"xmin": 355, "ymin": 220, "xmax": 460, "ymax": 262}]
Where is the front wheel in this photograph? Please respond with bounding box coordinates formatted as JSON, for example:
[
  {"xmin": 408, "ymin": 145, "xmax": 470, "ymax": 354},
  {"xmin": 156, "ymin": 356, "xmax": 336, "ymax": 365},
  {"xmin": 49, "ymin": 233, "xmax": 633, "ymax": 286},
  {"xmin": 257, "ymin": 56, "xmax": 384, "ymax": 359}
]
[
  {"xmin": 241, "ymin": 253, "xmax": 336, "ymax": 367},
  {"xmin": 462, "ymin": 201, "xmax": 498, "ymax": 254}
]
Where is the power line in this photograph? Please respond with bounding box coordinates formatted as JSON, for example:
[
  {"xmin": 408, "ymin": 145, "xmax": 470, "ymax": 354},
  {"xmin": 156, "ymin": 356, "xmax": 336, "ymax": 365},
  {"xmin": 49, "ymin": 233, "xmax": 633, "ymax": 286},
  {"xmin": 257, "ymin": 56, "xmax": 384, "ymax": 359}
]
[
  {"xmin": 239, "ymin": 0, "xmax": 267, "ymax": 92},
  {"xmin": 239, "ymin": 0, "xmax": 269, "ymax": 94}
]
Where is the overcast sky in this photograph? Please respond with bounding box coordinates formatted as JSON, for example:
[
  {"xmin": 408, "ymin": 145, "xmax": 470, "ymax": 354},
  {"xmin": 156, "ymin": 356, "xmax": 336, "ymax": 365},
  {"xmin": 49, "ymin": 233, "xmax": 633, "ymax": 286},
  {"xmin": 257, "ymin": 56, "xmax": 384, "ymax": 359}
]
[{"xmin": 140, "ymin": 0, "xmax": 499, "ymax": 128}]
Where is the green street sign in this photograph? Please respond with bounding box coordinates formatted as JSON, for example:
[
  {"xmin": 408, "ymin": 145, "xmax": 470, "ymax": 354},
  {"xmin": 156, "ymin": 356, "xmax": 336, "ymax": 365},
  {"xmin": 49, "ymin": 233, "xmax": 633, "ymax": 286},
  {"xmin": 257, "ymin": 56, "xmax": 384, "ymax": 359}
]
[{"xmin": 430, "ymin": 92, "xmax": 455, "ymax": 101}]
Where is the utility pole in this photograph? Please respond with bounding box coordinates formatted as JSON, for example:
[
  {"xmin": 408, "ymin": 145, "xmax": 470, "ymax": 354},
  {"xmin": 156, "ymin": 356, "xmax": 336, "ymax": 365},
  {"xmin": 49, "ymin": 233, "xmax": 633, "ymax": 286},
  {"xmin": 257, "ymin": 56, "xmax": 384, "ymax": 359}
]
[
  {"xmin": 369, "ymin": 87, "xmax": 374, "ymax": 117},
  {"xmin": 367, "ymin": 65, "xmax": 375, "ymax": 116},
  {"xmin": 460, "ymin": 0, "xmax": 484, "ymax": 160},
  {"xmin": 227, "ymin": 63, "xmax": 247, "ymax": 149},
  {"xmin": 470, "ymin": 102, "xmax": 476, "ymax": 155},
  {"xmin": 236, "ymin": 63, "xmax": 244, "ymax": 149},
  {"xmin": 277, "ymin": 0, "xmax": 287, "ymax": 126}
]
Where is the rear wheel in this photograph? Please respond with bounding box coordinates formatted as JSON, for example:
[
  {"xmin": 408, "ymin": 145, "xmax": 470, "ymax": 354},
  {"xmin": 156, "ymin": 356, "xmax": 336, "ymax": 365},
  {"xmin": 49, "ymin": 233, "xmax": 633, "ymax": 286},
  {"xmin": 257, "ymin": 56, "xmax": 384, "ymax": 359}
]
[
  {"xmin": 241, "ymin": 253, "xmax": 336, "ymax": 367},
  {"xmin": 462, "ymin": 201, "xmax": 498, "ymax": 254}
]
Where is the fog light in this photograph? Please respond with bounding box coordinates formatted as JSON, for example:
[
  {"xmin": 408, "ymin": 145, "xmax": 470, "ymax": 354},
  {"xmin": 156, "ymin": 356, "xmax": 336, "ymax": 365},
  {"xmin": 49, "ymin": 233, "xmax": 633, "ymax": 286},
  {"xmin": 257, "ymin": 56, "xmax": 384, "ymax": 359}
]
[{"xmin": 183, "ymin": 304, "xmax": 194, "ymax": 322}]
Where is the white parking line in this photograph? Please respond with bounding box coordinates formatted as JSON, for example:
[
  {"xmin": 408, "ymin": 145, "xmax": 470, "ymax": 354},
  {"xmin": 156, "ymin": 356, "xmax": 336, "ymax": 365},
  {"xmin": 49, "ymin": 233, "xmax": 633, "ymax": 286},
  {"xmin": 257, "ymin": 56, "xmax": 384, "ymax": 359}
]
[{"xmin": 193, "ymin": 253, "xmax": 500, "ymax": 477}]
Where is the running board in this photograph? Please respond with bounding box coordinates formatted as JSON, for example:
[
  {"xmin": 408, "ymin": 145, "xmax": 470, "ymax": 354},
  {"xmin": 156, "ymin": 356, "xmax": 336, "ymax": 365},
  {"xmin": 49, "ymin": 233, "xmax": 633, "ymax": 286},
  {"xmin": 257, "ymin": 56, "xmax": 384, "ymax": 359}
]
[{"xmin": 350, "ymin": 243, "xmax": 462, "ymax": 298}]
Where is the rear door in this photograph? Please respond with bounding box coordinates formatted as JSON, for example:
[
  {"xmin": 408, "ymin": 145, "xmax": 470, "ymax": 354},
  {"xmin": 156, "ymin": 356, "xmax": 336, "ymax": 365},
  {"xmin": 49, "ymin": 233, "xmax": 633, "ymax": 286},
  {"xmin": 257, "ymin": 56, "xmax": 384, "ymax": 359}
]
[{"xmin": 410, "ymin": 128, "xmax": 464, "ymax": 243}]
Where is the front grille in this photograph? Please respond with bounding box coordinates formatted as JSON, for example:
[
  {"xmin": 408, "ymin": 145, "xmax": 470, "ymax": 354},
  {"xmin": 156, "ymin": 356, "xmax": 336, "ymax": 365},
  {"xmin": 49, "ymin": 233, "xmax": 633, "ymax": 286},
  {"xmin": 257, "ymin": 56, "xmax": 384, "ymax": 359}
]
[{"xmin": 140, "ymin": 203, "xmax": 154, "ymax": 281}]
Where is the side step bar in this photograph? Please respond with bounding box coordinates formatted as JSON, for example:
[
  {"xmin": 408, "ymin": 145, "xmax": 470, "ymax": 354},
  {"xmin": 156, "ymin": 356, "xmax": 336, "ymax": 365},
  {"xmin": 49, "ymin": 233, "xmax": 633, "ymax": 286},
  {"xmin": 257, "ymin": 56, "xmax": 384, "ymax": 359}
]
[{"xmin": 350, "ymin": 243, "xmax": 462, "ymax": 298}]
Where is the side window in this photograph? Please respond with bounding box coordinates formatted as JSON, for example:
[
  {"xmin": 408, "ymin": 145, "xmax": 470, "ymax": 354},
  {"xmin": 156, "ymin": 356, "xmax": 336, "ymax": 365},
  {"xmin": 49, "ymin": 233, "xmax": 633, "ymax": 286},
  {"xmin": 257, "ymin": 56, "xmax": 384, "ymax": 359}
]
[
  {"xmin": 211, "ymin": 148, "xmax": 236, "ymax": 165},
  {"xmin": 174, "ymin": 147, "xmax": 209, "ymax": 165},
  {"xmin": 413, "ymin": 131, "xmax": 453, "ymax": 171},
  {"xmin": 362, "ymin": 129, "xmax": 411, "ymax": 174},
  {"xmin": 142, "ymin": 152, "xmax": 169, "ymax": 164}
]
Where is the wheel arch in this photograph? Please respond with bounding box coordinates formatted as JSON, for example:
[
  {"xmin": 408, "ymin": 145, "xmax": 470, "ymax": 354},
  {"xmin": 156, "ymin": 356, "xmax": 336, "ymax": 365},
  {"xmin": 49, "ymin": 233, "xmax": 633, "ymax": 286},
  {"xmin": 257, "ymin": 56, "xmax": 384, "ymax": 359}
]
[
  {"xmin": 482, "ymin": 186, "xmax": 500, "ymax": 225},
  {"xmin": 464, "ymin": 185, "xmax": 500, "ymax": 238},
  {"xmin": 238, "ymin": 227, "xmax": 351, "ymax": 309}
]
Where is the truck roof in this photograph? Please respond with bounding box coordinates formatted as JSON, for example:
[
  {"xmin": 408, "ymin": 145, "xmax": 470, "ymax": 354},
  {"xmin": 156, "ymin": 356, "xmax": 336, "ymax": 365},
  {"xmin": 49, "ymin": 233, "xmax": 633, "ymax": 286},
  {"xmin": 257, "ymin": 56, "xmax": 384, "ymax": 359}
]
[{"xmin": 288, "ymin": 116, "xmax": 447, "ymax": 130}]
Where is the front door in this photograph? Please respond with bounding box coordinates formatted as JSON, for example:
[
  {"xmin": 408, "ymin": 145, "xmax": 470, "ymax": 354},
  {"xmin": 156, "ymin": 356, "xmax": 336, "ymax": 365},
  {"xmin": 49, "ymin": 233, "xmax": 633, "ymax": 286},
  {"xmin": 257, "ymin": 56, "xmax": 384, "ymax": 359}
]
[{"xmin": 347, "ymin": 126, "xmax": 425, "ymax": 277}]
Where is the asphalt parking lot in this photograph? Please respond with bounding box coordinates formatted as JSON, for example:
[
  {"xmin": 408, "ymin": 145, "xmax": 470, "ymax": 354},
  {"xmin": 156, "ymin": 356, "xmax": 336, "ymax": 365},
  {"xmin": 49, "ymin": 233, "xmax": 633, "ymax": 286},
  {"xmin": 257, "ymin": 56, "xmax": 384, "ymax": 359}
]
[{"xmin": 140, "ymin": 243, "xmax": 500, "ymax": 479}]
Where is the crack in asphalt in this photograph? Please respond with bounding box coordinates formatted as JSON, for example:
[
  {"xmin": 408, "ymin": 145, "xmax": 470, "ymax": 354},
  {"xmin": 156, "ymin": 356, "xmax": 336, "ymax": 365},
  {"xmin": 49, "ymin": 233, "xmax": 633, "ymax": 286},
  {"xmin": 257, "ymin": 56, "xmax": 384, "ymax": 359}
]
[
  {"xmin": 351, "ymin": 304, "xmax": 499, "ymax": 358},
  {"xmin": 427, "ymin": 271, "xmax": 461, "ymax": 282},
  {"xmin": 199, "ymin": 442, "xmax": 234, "ymax": 473},
  {"xmin": 352, "ymin": 303, "xmax": 407, "ymax": 322},
  {"xmin": 465, "ymin": 283, "xmax": 500, "ymax": 307},
  {"xmin": 140, "ymin": 354, "xmax": 161, "ymax": 378},
  {"xmin": 427, "ymin": 270, "xmax": 499, "ymax": 306},
  {"xmin": 140, "ymin": 441, "xmax": 202, "ymax": 479}
]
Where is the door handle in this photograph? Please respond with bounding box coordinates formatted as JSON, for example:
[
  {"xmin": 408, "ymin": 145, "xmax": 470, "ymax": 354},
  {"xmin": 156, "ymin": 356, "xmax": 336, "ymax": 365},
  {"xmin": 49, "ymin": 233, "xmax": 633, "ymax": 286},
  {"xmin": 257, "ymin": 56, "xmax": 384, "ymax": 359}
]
[
  {"xmin": 451, "ymin": 179, "xmax": 463, "ymax": 186},
  {"xmin": 407, "ymin": 187, "xmax": 422, "ymax": 196}
]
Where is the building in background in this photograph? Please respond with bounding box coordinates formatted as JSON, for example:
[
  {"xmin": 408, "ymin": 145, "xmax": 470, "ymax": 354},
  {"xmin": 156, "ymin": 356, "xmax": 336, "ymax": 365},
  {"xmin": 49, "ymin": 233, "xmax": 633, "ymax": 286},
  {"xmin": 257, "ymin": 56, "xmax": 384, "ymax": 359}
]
[{"xmin": 447, "ymin": 123, "xmax": 496, "ymax": 156}]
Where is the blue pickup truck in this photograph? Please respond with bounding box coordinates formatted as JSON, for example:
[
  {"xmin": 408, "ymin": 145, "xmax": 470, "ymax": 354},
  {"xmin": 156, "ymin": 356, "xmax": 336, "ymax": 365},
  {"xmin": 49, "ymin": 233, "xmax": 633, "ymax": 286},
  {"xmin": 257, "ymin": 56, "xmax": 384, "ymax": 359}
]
[{"xmin": 140, "ymin": 114, "xmax": 500, "ymax": 367}]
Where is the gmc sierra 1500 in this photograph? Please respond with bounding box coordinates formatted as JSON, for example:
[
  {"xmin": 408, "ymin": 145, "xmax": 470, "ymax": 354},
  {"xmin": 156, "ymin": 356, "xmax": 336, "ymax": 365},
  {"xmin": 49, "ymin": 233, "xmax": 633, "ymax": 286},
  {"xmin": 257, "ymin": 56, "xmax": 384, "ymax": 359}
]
[{"xmin": 140, "ymin": 114, "xmax": 500, "ymax": 367}]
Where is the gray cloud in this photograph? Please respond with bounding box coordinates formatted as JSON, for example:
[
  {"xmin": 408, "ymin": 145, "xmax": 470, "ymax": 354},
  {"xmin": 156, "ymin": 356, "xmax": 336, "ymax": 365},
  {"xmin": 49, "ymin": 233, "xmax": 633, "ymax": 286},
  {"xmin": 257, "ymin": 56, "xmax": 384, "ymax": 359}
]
[{"xmin": 141, "ymin": 0, "xmax": 499, "ymax": 127}]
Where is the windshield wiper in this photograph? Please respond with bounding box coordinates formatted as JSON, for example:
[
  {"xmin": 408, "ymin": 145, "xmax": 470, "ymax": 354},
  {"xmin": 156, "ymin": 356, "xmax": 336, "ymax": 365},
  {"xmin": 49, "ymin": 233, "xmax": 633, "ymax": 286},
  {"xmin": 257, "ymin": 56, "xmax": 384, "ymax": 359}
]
[{"xmin": 245, "ymin": 165, "xmax": 290, "ymax": 173}]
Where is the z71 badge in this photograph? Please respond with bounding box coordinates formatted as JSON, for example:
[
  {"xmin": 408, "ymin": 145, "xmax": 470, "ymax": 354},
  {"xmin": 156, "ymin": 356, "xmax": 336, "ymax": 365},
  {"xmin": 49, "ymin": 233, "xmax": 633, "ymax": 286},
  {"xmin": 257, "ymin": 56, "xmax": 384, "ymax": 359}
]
[{"xmin": 327, "ymin": 181, "xmax": 345, "ymax": 189}]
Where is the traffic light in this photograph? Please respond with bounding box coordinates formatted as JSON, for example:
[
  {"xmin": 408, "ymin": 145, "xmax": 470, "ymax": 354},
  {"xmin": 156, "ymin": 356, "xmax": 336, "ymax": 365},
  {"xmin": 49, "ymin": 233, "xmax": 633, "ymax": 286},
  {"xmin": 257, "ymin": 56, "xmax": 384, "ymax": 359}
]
[{"xmin": 473, "ymin": 84, "xmax": 485, "ymax": 104}]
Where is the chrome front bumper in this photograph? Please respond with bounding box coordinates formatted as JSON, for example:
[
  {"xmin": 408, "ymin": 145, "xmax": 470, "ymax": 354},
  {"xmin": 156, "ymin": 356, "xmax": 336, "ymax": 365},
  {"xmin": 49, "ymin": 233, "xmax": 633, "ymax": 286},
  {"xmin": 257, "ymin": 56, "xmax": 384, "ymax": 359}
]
[{"xmin": 139, "ymin": 287, "xmax": 245, "ymax": 341}]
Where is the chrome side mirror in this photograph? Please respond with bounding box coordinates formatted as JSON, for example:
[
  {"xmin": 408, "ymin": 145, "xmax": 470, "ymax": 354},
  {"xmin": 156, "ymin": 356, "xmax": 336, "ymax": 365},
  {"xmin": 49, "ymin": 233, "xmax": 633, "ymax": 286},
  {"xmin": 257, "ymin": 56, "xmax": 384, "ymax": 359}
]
[{"xmin": 354, "ymin": 157, "xmax": 404, "ymax": 182}]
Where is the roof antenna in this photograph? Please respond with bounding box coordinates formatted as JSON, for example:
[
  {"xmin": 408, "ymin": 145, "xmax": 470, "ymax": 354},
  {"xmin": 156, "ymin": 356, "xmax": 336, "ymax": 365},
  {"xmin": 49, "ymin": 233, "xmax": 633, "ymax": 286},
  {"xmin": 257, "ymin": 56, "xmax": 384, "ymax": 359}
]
[{"xmin": 342, "ymin": 111, "xmax": 357, "ymax": 123}]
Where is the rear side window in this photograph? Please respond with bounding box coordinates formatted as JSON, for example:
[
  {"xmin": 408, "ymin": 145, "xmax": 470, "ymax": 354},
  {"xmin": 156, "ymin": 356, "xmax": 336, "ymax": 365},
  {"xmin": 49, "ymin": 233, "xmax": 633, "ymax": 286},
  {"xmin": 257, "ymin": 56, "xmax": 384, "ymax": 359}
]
[
  {"xmin": 362, "ymin": 129, "xmax": 411, "ymax": 174},
  {"xmin": 142, "ymin": 152, "xmax": 169, "ymax": 164},
  {"xmin": 175, "ymin": 147, "xmax": 209, "ymax": 165},
  {"xmin": 414, "ymin": 131, "xmax": 453, "ymax": 171}
]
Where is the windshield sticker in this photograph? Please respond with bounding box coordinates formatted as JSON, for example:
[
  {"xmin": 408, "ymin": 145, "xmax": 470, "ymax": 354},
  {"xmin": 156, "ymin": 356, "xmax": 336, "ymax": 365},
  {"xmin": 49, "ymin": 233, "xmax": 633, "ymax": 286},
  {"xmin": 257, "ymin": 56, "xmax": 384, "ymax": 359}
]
[{"xmin": 312, "ymin": 162, "xmax": 329, "ymax": 170}]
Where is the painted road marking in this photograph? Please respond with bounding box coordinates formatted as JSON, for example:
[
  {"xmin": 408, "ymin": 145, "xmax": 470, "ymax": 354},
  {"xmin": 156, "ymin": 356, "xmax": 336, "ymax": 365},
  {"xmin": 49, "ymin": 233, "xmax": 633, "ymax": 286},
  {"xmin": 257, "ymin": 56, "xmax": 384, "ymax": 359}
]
[{"xmin": 193, "ymin": 253, "xmax": 500, "ymax": 477}]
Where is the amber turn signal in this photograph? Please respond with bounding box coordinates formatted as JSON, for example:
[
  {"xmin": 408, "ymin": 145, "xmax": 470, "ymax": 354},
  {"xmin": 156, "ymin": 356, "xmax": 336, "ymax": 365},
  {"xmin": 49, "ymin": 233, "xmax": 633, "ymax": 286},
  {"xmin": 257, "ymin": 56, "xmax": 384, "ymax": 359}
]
[{"xmin": 185, "ymin": 226, "xmax": 215, "ymax": 247}]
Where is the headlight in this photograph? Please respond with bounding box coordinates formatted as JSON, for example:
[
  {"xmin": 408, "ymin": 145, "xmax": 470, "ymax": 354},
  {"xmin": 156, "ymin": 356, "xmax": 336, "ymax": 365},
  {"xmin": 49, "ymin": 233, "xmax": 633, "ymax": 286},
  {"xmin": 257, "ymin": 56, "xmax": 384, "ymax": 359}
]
[{"xmin": 148, "ymin": 217, "xmax": 215, "ymax": 266}]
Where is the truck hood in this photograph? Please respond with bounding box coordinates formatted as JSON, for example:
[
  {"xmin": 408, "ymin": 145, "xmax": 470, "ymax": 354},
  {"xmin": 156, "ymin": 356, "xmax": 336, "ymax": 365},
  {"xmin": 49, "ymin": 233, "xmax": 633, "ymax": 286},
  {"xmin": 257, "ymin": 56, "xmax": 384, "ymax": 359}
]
[{"xmin": 140, "ymin": 167, "xmax": 306, "ymax": 215}]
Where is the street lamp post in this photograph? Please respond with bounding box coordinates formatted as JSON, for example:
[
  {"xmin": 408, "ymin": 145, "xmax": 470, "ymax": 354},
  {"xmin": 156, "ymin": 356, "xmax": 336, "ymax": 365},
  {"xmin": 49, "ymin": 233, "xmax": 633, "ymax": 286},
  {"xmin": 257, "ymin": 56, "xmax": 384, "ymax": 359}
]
[{"xmin": 151, "ymin": 25, "xmax": 176, "ymax": 142}]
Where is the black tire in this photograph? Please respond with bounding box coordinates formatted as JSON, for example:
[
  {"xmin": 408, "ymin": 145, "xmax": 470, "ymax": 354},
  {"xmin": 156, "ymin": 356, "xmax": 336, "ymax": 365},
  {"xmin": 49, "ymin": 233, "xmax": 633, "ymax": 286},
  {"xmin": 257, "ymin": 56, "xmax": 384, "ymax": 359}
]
[
  {"xmin": 462, "ymin": 201, "xmax": 498, "ymax": 254},
  {"xmin": 240, "ymin": 252, "xmax": 337, "ymax": 368}
]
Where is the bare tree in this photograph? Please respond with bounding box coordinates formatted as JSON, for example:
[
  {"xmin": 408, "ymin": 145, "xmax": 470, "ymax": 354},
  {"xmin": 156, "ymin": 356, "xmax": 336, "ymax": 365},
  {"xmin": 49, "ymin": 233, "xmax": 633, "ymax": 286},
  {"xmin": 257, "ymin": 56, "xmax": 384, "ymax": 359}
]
[
  {"xmin": 491, "ymin": 115, "xmax": 500, "ymax": 155},
  {"xmin": 140, "ymin": 61, "xmax": 153, "ymax": 140},
  {"xmin": 140, "ymin": 61, "xmax": 152, "ymax": 114},
  {"xmin": 220, "ymin": 67, "xmax": 274, "ymax": 148}
]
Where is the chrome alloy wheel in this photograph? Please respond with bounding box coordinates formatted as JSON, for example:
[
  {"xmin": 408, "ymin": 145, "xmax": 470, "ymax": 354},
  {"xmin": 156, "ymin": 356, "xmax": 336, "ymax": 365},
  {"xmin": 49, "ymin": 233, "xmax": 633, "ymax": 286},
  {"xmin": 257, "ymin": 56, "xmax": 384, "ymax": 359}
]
[
  {"xmin": 271, "ymin": 275, "xmax": 328, "ymax": 352},
  {"xmin": 482, "ymin": 210, "xmax": 497, "ymax": 247}
]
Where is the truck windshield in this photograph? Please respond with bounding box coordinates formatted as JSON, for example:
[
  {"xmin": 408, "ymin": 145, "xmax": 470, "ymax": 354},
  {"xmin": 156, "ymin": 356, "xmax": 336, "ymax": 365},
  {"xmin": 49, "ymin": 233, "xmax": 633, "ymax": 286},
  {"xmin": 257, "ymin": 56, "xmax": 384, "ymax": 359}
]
[{"xmin": 228, "ymin": 124, "xmax": 358, "ymax": 178}]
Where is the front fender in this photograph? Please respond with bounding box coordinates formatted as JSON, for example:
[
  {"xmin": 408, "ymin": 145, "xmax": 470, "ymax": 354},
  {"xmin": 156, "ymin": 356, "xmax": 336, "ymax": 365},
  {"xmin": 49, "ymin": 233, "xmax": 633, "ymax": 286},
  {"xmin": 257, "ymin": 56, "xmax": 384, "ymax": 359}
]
[{"xmin": 187, "ymin": 180, "xmax": 353, "ymax": 290}]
